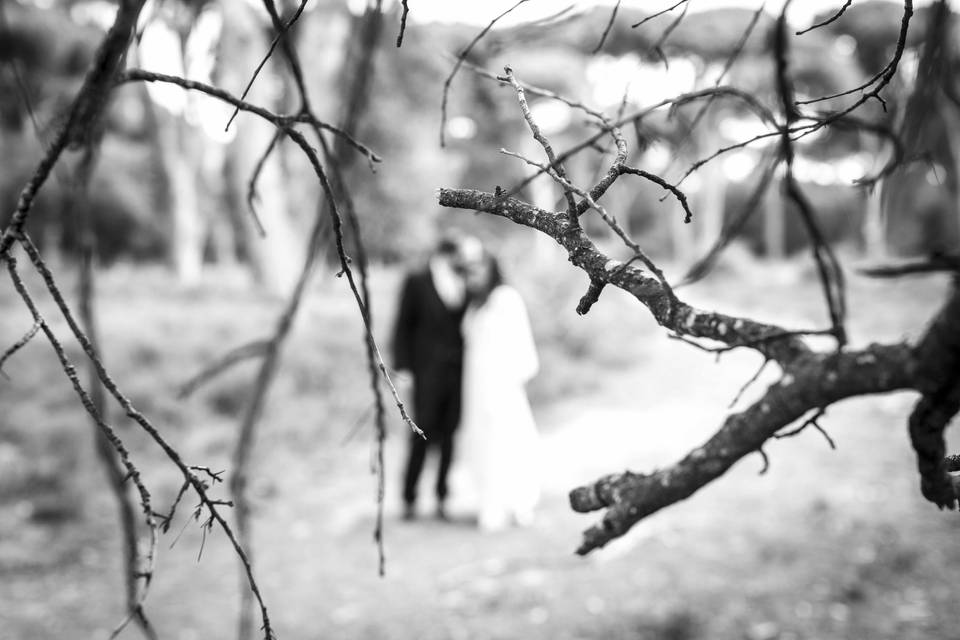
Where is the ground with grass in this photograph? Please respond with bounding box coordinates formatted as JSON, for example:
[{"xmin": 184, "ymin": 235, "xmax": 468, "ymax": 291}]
[{"xmin": 1, "ymin": 254, "xmax": 958, "ymax": 640}]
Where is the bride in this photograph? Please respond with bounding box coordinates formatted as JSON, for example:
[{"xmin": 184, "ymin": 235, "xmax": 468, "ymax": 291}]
[{"xmin": 458, "ymin": 245, "xmax": 541, "ymax": 530}]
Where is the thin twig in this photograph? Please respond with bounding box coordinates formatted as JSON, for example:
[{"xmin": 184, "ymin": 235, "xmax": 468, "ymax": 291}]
[
  {"xmin": 118, "ymin": 71, "xmax": 382, "ymax": 168},
  {"xmin": 499, "ymin": 148, "xmax": 675, "ymax": 303},
  {"xmin": 620, "ymin": 165, "xmax": 694, "ymax": 223},
  {"xmin": 592, "ymin": 0, "xmax": 622, "ymax": 54},
  {"xmin": 440, "ymin": 0, "xmax": 530, "ymax": 147},
  {"xmin": 246, "ymin": 130, "xmax": 284, "ymax": 237},
  {"xmin": 647, "ymin": 0, "xmax": 690, "ymax": 65},
  {"xmin": 757, "ymin": 446, "xmax": 770, "ymax": 475},
  {"xmin": 0, "ymin": 321, "xmax": 41, "ymax": 377},
  {"xmin": 774, "ymin": 407, "xmax": 835, "ymax": 449},
  {"xmin": 669, "ymin": 328, "xmax": 833, "ymax": 355},
  {"xmin": 397, "ymin": 0, "xmax": 410, "ymax": 47},
  {"xmin": 795, "ymin": 0, "xmax": 912, "ymax": 136},
  {"xmin": 680, "ymin": 153, "xmax": 778, "ymax": 286},
  {"xmin": 728, "ymin": 358, "xmax": 771, "ymax": 409},
  {"xmin": 224, "ymin": 0, "xmax": 310, "ymax": 131},
  {"xmin": 666, "ymin": 3, "xmax": 765, "ymax": 170},
  {"xmin": 500, "ymin": 65, "xmax": 578, "ymax": 215},
  {"xmin": 632, "ymin": 0, "xmax": 689, "ymax": 28},
  {"xmin": 796, "ymin": 0, "xmax": 854, "ymax": 35}
]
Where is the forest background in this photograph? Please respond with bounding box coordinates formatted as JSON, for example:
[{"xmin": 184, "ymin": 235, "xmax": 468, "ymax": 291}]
[{"xmin": 1, "ymin": 1, "xmax": 959, "ymax": 639}]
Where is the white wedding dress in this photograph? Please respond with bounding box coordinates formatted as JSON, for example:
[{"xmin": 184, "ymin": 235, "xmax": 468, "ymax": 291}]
[{"xmin": 460, "ymin": 284, "xmax": 541, "ymax": 530}]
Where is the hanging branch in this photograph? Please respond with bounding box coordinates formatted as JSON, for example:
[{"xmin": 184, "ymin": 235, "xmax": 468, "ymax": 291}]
[
  {"xmin": 313, "ymin": 0, "xmax": 391, "ymax": 575},
  {"xmin": 4, "ymin": 253, "xmax": 161, "ymax": 639},
  {"xmin": 70, "ymin": 132, "xmax": 158, "ymax": 640},
  {"xmin": 261, "ymin": 0, "xmax": 395, "ymax": 576},
  {"xmin": 17, "ymin": 233, "xmax": 276, "ymax": 638},
  {"xmin": 773, "ymin": 1, "xmax": 847, "ymax": 346}
]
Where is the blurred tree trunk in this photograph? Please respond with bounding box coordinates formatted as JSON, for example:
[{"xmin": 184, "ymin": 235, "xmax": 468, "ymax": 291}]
[
  {"xmin": 155, "ymin": 110, "xmax": 205, "ymax": 285},
  {"xmin": 764, "ymin": 175, "xmax": 786, "ymax": 259},
  {"xmin": 133, "ymin": 29, "xmax": 207, "ymax": 286},
  {"xmin": 693, "ymin": 119, "xmax": 727, "ymax": 257},
  {"xmin": 310, "ymin": 2, "xmax": 383, "ymax": 266},
  {"xmin": 218, "ymin": 1, "xmax": 303, "ymax": 295},
  {"xmin": 942, "ymin": 104, "xmax": 960, "ymax": 248},
  {"xmin": 203, "ymin": 143, "xmax": 241, "ymax": 267},
  {"xmin": 862, "ymin": 181, "xmax": 887, "ymax": 259}
]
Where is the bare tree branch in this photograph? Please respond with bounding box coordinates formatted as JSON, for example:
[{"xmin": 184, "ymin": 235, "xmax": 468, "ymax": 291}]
[
  {"xmin": 438, "ymin": 189, "xmax": 812, "ymax": 363},
  {"xmin": 796, "ymin": 0, "xmax": 913, "ymax": 126},
  {"xmin": 0, "ymin": 0, "xmax": 148, "ymax": 257},
  {"xmin": 567, "ymin": 343, "xmax": 917, "ymax": 553}
]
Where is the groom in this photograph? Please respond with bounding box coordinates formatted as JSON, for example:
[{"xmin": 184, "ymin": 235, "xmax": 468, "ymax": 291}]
[{"xmin": 392, "ymin": 233, "xmax": 471, "ymax": 520}]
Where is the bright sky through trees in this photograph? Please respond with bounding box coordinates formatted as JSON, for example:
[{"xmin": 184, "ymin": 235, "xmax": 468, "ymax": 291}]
[{"xmin": 403, "ymin": 0, "xmax": 935, "ymax": 28}]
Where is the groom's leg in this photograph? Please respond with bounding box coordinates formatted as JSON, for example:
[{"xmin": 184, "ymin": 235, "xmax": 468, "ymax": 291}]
[
  {"xmin": 402, "ymin": 432, "xmax": 428, "ymax": 510},
  {"xmin": 434, "ymin": 379, "xmax": 461, "ymax": 508},
  {"xmin": 435, "ymin": 429, "xmax": 455, "ymax": 505}
]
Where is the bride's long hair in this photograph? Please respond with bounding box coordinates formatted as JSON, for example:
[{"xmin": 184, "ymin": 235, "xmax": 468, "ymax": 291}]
[{"xmin": 467, "ymin": 251, "xmax": 504, "ymax": 308}]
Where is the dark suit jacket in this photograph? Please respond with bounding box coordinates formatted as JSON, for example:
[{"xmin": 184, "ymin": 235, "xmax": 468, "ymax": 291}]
[{"xmin": 392, "ymin": 268, "xmax": 466, "ymax": 434}]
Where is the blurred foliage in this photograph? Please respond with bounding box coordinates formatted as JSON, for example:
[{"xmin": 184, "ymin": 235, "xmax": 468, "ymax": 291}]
[{"xmin": 1, "ymin": 0, "xmax": 958, "ymax": 269}]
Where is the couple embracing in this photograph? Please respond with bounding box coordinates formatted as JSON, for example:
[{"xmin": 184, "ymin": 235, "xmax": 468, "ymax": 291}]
[{"xmin": 392, "ymin": 233, "xmax": 540, "ymax": 531}]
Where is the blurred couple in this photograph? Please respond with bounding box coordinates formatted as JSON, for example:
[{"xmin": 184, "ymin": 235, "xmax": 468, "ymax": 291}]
[{"xmin": 392, "ymin": 232, "xmax": 540, "ymax": 531}]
